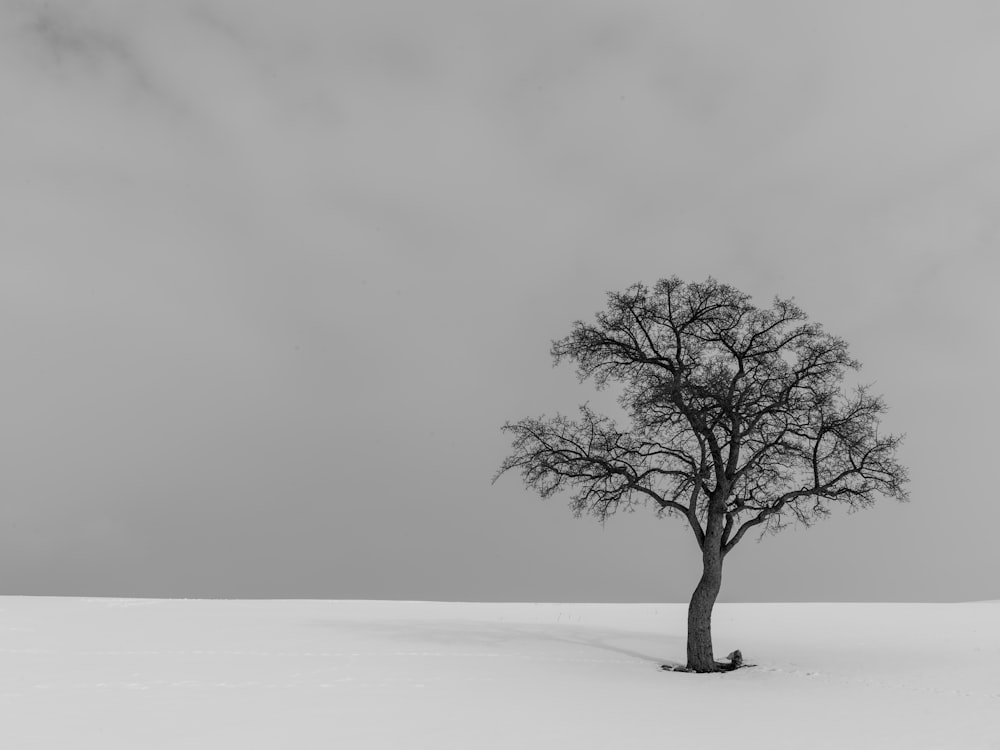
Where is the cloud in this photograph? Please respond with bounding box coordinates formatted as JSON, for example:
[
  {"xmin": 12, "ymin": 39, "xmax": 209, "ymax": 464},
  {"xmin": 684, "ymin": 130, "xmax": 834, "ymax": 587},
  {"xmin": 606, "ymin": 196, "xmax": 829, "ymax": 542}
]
[{"xmin": 1, "ymin": 0, "xmax": 998, "ymax": 600}]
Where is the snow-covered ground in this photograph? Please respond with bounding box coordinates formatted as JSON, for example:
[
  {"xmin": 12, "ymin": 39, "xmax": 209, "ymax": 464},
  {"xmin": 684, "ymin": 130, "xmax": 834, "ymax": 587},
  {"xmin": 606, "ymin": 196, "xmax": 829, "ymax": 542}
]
[{"xmin": 1, "ymin": 597, "xmax": 997, "ymax": 749}]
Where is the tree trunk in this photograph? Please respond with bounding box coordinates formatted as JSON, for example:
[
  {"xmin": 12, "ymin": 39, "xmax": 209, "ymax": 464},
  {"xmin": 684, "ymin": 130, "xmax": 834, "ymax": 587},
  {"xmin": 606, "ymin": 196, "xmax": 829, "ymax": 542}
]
[{"xmin": 686, "ymin": 546, "xmax": 724, "ymax": 672}]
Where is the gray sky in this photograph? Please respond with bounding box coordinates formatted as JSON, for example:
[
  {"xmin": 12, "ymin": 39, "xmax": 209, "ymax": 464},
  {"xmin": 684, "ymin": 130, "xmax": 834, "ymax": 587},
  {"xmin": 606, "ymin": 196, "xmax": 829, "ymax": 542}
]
[{"xmin": 1, "ymin": 0, "xmax": 998, "ymax": 602}]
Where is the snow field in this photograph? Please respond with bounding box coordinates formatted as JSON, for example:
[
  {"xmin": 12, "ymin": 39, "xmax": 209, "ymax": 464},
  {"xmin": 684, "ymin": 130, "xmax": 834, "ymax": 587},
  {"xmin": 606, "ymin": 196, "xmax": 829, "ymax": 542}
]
[{"xmin": 1, "ymin": 597, "xmax": 998, "ymax": 749}]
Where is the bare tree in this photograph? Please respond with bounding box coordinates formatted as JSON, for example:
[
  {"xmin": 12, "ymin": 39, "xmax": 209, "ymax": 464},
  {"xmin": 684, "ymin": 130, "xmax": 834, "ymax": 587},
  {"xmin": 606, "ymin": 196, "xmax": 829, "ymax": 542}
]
[{"xmin": 494, "ymin": 277, "xmax": 909, "ymax": 673}]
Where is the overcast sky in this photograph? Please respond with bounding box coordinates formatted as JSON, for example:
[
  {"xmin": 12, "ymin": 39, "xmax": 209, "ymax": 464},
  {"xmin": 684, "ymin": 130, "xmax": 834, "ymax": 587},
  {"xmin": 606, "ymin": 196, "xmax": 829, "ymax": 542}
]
[{"xmin": 1, "ymin": 0, "xmax": 998, "ymax": 602}]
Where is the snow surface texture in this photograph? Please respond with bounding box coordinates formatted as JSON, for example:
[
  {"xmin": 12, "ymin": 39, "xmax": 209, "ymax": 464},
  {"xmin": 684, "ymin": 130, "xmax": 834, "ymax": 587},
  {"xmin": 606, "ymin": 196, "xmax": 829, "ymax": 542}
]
[{"xmin": 1, "ymin": 597, "xmax": 998, "ymax": 749}]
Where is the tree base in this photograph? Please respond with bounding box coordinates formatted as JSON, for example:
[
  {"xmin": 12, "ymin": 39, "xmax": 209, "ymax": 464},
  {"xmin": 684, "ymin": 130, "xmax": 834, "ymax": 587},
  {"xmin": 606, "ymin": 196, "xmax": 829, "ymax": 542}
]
[{"xmin": 660, "ymin": 650, "xmax": 749, "ymax": 673}]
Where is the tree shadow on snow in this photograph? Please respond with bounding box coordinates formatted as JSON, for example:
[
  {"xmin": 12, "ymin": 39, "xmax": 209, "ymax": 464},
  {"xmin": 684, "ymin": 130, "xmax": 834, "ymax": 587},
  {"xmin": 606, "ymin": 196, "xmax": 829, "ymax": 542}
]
[{"xmin": 308, "ymin": 617, "xmax": 684, "ymax": 668}]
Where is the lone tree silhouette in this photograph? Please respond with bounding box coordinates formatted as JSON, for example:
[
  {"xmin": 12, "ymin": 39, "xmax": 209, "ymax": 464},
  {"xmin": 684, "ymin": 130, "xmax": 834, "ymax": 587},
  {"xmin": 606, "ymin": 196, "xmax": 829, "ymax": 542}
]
[{"xmin": 494, "ymin": 277, "xmax": 909, "ymax": 673}]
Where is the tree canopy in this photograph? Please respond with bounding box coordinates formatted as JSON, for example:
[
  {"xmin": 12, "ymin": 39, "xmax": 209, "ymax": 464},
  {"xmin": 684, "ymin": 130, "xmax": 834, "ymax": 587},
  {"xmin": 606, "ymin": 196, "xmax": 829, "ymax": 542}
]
[{"xmin": 495, "ymin": 277, "xmax": 908, "ymax": 670}]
